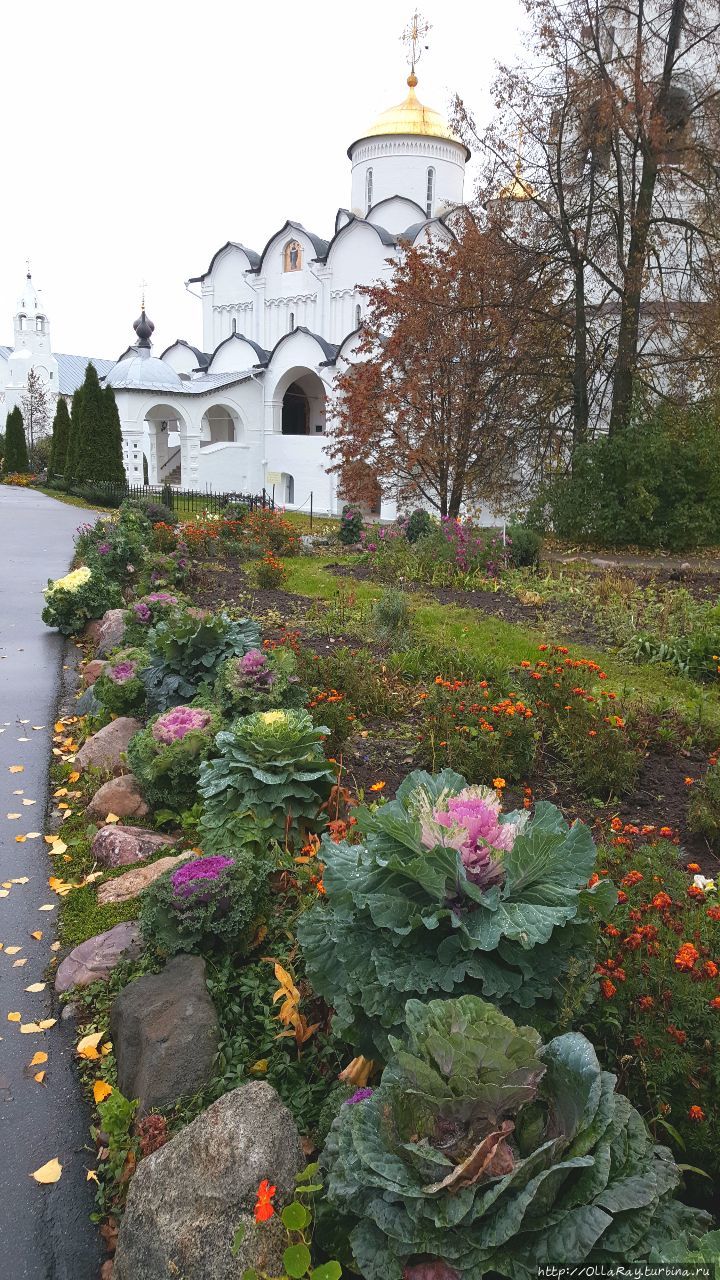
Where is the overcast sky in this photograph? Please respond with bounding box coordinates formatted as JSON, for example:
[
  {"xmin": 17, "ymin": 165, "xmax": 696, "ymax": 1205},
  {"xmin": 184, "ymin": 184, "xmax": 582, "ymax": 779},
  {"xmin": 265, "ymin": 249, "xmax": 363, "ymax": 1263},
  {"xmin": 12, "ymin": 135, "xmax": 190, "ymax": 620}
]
[{"xmin": 1, "ymin": 0, "xmax": 525, "ymax": 360}]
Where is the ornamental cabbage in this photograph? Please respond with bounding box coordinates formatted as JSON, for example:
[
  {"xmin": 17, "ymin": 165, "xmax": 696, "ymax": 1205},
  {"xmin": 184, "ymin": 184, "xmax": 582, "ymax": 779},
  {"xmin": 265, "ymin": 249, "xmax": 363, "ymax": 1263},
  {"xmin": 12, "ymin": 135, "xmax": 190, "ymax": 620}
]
[
  {"xmin": 198, "ymin": 708, "xmax": 335, "ymax": 848},
  {"xmin": 322, "ymin": 995, "xmax": 711, "ymax": 1280},
  {"xmin": 127, "ymin": 705, "xmax": 221, "ymax": 809},
  {"xmin": 139, "ymin": 848, "xmax": 272, "ymax": 956},
  {"xmin": 41, "ymin": 568, "xmax": 122, "ymax": 636},
  {"xmin": 140, "ymin": 609, "xmax": 261, "ymax": 712},
  {"xmin": 44, "ymin": 566, "xmax": 92, "ymax": 595},
  {"xmin": 298, "ymin": 769, "xmax": 615, "ymax": 1057},
  {"xmin": 214, "ymin": 645, "xmax": 306, "ymax": 716}
]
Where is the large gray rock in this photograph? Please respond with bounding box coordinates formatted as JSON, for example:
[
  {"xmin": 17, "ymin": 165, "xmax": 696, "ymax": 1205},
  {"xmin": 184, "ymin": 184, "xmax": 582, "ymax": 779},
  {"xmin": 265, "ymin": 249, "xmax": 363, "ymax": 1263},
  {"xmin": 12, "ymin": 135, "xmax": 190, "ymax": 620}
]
[
  {"xmin": 76, "ymin": 717, "xmax": 141, "ymax": 775},
  {"xmin": 95, "ymin": 608, "xmax": 127, "ymax": 657},
  {"xmin": 110, "ymin": 955, "xmax": 219, "ymax": 1114},
  {"xmin": 91, "ymin": 824, "xmax": 173, "ymax": 869},
  {"xmin": 54, "ymin": 923, "xmax": 142, "ymax": 994},
  {"xmin": 86, "ymin": 774, "xmax": 149, "ymax": 822},
  {"xmin": 97, "ymin": 852, "xmax": 193, "ymax": 905},
  {"xmin": 113, "ymin": 1083, "xmax": 303, "ymax": 1280}
]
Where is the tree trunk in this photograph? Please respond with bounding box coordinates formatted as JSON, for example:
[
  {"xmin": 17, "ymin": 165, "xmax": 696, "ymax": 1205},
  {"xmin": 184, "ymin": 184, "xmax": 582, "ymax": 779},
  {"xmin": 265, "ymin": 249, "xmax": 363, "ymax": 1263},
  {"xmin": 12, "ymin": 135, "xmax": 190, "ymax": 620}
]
[{"xmin": 572, "ymin": 258, "xmax": 590, "ymax": 455}]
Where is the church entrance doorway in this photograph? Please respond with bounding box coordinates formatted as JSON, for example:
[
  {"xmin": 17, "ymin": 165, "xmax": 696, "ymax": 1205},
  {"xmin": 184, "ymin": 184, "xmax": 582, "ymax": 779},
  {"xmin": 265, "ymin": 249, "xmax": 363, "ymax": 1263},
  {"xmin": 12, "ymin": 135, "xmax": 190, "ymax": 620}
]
[{"xmin": 282, "ymin": 382, "xmax": 309, "ymax": 435}]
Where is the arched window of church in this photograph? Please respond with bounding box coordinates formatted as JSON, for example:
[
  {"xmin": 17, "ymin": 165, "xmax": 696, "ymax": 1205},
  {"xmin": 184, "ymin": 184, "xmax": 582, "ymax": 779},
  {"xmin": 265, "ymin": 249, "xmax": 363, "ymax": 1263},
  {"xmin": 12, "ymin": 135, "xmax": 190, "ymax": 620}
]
[
  {"xmin": 283, "ymin": 240, "xmax": 302, "ymax": 272},
  {"xmin": 232, "ymin": 317, "xmax": 237, "ymax": 335},
  {"xmin": 289, "ymin": 312, "xmax": 295, "ymax": 332},
  {"xmin": 355, "ymin": 303, "xmax": 362, "ymax": 328},
  {"xmin": 366, "ymin": 168, "xmax": 373, "ymax": 213},
  {"xmin": 426, "ymin": 167, "xmax": 435, "ymax": 218},
  {"xmin": 36, "ymin": 316, "xmax": 44, "ymax": 333}
]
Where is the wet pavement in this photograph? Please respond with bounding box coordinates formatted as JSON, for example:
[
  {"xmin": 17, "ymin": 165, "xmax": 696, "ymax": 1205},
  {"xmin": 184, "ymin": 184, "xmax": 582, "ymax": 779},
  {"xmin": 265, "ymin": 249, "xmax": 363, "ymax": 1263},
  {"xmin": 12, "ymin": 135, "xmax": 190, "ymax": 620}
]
[{"xmin": 0, "ymin": 487, "xmax": 101, "ymax": 1279}]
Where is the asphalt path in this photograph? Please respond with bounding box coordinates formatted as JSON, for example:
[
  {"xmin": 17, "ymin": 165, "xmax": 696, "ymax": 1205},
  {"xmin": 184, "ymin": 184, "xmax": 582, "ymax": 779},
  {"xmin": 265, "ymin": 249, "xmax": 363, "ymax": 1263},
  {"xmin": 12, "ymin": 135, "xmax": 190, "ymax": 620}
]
[{"xmin": 0, "ymin": 487, "xmax": 101, "ymax": 1280}]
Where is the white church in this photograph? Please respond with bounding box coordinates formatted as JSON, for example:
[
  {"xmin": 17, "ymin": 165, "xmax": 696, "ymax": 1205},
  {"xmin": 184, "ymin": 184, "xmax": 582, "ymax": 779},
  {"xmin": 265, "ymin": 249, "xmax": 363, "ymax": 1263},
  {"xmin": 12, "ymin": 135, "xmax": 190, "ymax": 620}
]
[{"xmin": 104, "ymin": 66, "xmax": 470, "ymax": 515}]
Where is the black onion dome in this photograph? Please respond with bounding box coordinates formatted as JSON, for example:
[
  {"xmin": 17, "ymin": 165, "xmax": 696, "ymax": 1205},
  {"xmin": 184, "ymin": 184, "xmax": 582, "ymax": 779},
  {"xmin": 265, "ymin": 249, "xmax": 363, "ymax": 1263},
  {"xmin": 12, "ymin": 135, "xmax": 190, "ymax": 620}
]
[{"xmin": 133, "ymin": 308, "xmax": 155, "ymax": 348}]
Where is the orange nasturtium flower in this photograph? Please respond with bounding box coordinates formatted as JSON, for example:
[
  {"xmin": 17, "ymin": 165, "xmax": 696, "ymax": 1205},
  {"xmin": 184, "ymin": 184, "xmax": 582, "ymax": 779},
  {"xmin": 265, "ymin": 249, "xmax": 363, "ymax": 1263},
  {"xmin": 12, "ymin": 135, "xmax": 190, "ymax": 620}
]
[
  {"xmin": 369, "ymin": 781, "xmax": 386, "ymax": 792},
  {"xmin": 254, "ymin": 1179, "xmax": 276, "ymax": 1223}
]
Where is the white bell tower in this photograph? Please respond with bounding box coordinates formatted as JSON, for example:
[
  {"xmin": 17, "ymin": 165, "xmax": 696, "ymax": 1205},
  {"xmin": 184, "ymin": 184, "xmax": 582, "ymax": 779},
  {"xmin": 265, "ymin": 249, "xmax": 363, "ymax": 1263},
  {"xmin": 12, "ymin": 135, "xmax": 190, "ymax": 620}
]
[{"xmin": 6, "ymin": 265, "xmax": 59, "ymax": 417}]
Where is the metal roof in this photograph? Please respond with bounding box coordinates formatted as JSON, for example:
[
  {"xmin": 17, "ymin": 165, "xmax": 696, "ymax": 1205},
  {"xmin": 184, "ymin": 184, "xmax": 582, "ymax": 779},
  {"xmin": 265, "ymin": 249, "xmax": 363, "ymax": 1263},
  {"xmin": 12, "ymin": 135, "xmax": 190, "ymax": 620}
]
[{"xmin": 56, "ymin": 353, "xmax": 115, "ymax": 395}]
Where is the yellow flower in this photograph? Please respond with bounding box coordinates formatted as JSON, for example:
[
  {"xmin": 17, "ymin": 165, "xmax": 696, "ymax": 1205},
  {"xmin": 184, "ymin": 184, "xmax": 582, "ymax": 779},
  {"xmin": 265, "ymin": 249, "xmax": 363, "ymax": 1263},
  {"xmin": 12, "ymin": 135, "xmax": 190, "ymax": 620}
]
[
  {"xmin": 369, "ymin": 781, "xmax": 386, "ymax": 792},
  {"xmin": 492, "ymin": 777, "xmax": 507, "ymax": 789}
]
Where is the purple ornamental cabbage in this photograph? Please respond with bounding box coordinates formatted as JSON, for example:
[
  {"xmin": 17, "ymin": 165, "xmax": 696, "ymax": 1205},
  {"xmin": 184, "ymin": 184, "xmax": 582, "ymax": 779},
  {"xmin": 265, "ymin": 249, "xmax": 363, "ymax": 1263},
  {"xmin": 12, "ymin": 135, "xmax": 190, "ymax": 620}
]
[
  {"xmin": 133, "ymin": 602, "xmax": 152, "ymax": 623},
  {"xmin": 170, "ymin": 854, "xmax": 235, "ymax": 898},
  {"xmin": 108, "ymin": 660, "xmax": 137, "ymax": 685},
  {"xmin": 233, "ymin": 649, "xmax": 276, "ymax": 690},
  {"xmin": 151, "ymin": 706, "xmax": 212, "ymax": 745},
  {"xmin": 417, "ymin": 786, "xmax": 527, "ymax": 891}
]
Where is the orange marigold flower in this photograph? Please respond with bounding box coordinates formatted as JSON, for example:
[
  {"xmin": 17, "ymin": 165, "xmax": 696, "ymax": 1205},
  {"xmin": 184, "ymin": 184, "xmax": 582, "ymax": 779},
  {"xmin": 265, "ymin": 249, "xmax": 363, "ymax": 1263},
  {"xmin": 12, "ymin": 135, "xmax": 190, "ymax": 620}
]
[
  {"xmin": 674, "ymin": 942, "xmax": 699, "ymax": 972},
  {"xmin": 651, "ymin": 892, "xmax": 672, "ymax": 910},
  {"xmin": 638, "ymin": 996, "xmax": 654, "ymax": 1011},
  {"xmin": 617, "ymin": 890, "xmax": 628, "ymax": 903},
  {"xmin": 621, "ymin": 870, "xmax": 643, "ymax": 887},
  {"xmin": 659, "ymin": 826, "xmax": 674, "ymax": 838},
  {"xmin": 492, "ymin": 777, "xmax": 506, "ymax": 789},
  {"xmin": 610, "ymin": 817, "xmax": 623, "ymax": 832},
  {"xmin": 707, "ymin": 906, "xmax": 720, "ymax": 921},
  {"xmin": 588, "ymin": 873, "xmax": 600, "ymax": 888},
  {"xmin": 688, "ymin": 885, "xmax": 706, "ymax": 900},
  {"xmin": 369, "ymin": 781, "xmax": 386, "ymax": 792},
  {"xmin": 688, "ymin": 1106, "xmax": 705, "ymax": 1122},
  {"xmin": 600, "ymin": 978, "xmax": 617, "ymax": 999},
  {"xmin": 687, "ymin": 862, "xmax": 701, "ymax": 873},
  {"xmin": 666, "ymin": 1024, "xmax": 687, "ymax": 1045},
  {"xmin": 254, "ymin": 1179, "xmax": 276, "ymax": 1223},
  {"xmin": 604, "ymin": 924, "xmax": 621, "ymax": 937},
  {"xmin": 703, "ymin": 960, "xmax": 719, "ymax": 979},
  {"xmin": 710, "ymin": 996, "xmax": 720, "ymax": 1009},
  {"xmin": 684, "ymin": 776, "xmax": 695, "ymax": 786}
]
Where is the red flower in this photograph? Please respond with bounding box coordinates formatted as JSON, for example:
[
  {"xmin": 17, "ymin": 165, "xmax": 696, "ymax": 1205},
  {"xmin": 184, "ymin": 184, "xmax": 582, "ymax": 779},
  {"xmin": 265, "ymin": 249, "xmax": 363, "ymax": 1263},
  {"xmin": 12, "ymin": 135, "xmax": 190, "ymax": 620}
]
[
  {"xmin": 638, "ymin": 996, "xmax": 654, "ymax": 1011},
  {"xmin": 621, "ymin": 870, "xmax": 643, "ymax": 887},
  {"xmin": 703, "ymin": 960, "xmax": 719, "ymax": 979},
  {"xmin": 651, "ymin": 892, "xmax": 672, "ymax": 910},
  {"xmin": 600, "ymin": 978, "xmax": 617, "ymax": 1000},
  {"xmin": 688, "ymin": 1106, "xmax": 705, "ymax": 1122},
  {"xmin": 710, "ymin": 996, "xmax": 720, "ymax": 1009},
  {"xmin": 254, "ymin": 1179, "xmax": 276, "ymax": 1223},
  {"xmin": 674, "ymin": 942, "xmax": 699, "ymax": 971}
]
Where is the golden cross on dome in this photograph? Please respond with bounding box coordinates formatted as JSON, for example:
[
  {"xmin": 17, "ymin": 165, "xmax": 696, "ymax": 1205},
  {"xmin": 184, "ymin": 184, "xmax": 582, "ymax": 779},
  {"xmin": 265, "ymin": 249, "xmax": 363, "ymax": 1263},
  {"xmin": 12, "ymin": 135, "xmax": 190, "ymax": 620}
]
[{"xmin": 402, "ymin": 10, "xmax": 431, "ymax": 77}]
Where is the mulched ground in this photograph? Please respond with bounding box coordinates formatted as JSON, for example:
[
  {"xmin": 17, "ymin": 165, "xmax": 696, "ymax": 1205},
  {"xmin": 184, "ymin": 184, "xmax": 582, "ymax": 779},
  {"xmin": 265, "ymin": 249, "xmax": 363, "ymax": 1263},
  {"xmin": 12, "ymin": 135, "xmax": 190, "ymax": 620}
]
[{"xmin": 190, "ymin": 554, "xmax": 720, "ymax": 874}]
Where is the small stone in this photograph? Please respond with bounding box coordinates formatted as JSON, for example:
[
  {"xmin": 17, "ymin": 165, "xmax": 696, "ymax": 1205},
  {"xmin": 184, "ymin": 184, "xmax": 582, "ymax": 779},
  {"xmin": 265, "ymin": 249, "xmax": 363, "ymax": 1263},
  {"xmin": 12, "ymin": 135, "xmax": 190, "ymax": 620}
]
[
  {"xmin": 95, "ymin": 609, "xmax": 127, "ymax": 658},
  {"xmin": 54, "ymin": 923, "xmax": 142, "ymax": 994},
  {"xmin": 82, "ymin": 660, "xmax": 107, "ymax": 687},
  {"xmin": 76, "ymin": 718, "xmax": 142, "ymax": 775},
  {"xmin": 91, "ymin": 825, "xmax": 175, "ymax": 869},
  {"xmin": 110, "ymin": 956, "xmax": 220, "ymax": 1114},
  {"xmin": 113, "ymin": 1082, "xmax": 303, "ymax": 1280},
  {"xmin": 61, "ymin": 1003, "xmax": 77, "ymax": 1021},
  {"xmin": 86, "ymin": 775, "xmax": 149, "ymax": 822},
  {"xmin": 97, "ymin": 853, "xmax": 193, "ymax": 905},
  {"xmin": 82, "ymin": 619, "xmax": 104, "ymax": 645}
]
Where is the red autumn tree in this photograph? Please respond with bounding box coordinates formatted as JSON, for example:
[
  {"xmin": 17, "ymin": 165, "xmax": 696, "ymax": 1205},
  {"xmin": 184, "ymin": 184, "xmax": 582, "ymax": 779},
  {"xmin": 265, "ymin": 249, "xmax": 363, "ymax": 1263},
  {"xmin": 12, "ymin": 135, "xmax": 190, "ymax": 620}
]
[{"xmin": 329, "ymin": 215, "xmax": 565, "ymax": 518}]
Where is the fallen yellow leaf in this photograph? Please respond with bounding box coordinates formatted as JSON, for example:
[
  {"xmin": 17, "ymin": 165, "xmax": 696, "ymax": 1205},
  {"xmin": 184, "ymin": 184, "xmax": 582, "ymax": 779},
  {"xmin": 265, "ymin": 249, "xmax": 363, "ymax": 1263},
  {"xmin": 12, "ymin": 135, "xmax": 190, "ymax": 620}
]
[
  {"xmin": 100, "ymin": 1042, "xmax": 112, "ymax": 1056},
  {"xmin": 54, "ymin": 722, "xmax": 65, "ymax": 734},
  {"xmin": 77, "ymin": 1032, "xmax": 104, "ymax": 1058},
  {"xmin": 52, "ymin": 788, "xmax": 67, "ymax": 798},
  {"xmin": 34, "ymin": 1071, "xmax": 46, "ymax": 1084},
  {"xmin": 11, "ymin": 876, "xmax": 29, "ymax": 884},
  {"xmin": 2, "ymin": 881, "xmax": 11, "ymax": 888},
  {"xmin": 38, "ymin": 905, "xmax": 55, "ymax": 912},
  {"xmin": 20, "ymin": 1023, "xmax": 43, "ymax": 1033},
  {"xmin": 50, "ymin": 840, "xmax": 67, "ymax": 856},
  {"xmin": 44, "ymin": 834, "xmax": 59, "ymax": 844},
  {"xmin": 5, "ymin": 945, "xmax": 22, "ymax": 955},
  {"xmin": 0, "ymin": 890, "xmax": 9, "ymax": 898},
  {"xmin": 31, "ymin": 931, "xmax": 43, "ymax": 940},
  {"xmin": 26, "ymin": 983, "xmax": 46, "ymax": 993},
  {"xmin": 9, "ymin": 765, "xmax": 24, "ymax": 773},
  {"xmin": 8, "ymin": 1012, "xmax": 21, "ymax": 1022},
  {"xmin": 26, "ymin": 833, "xmax": 41, "ymax": 839},
  {"xmin": 13, "ymin": 958, "xmax": 27, "ymax": 967},
  {"xmin": 68, "ymin": 771, "xmax": 80, "ymax": 783},
  {"xmin": 6, "ymin": 813, "xmax": 21, "ymax": 820},
  {"xmin": 30, "ymin": 1051, "xmax": 48, "ymax": 1066},
  {"xmin": 105, "ymin": 813, "xmax": 120, "ymax": 824},
  {"xmin": 86, "ymin": 1170, "xmax": 99, "ymax": 1184},
  {"xmin": 49, "ymin": 941, "xmax": 61, "ymax": 952},
  {"xmin": 22, "ymin": 799, "xmax": 36, "ymax": 806},
  {"xmin": 250, "ymin": 1059, "xmax": 269, "ymax": 1074},
  {"xmin": 15, "ymin": 835, "xmax": 27, "ymax": 843},
  {"xmin": 93, "ymin": 1080, "xmax": 113, "ymax": 1104},
  {"xmin": 31, "ymin": 1158, "xmax": 62, "ymax": 1184},
  {"xmin": 38, "ymin": 1019, "xmax": 56, "ymax": 1030}
]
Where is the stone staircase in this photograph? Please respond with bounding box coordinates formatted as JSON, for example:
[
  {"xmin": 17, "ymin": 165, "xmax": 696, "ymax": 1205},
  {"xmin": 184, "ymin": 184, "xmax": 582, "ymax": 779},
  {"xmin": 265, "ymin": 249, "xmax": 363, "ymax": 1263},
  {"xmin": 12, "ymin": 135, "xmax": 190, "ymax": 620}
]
[{"xmin": 162, "ymin": 466, "xmax": 181, "ymax": 486}]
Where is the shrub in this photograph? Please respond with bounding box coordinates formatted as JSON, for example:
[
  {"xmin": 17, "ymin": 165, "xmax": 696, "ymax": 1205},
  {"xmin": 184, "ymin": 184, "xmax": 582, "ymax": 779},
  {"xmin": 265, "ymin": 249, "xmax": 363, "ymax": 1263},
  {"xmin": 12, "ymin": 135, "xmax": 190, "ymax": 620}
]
[
  {"xmin": 372, "ymin": 588, "xmax": 411, "ymax": 645},
  {"xmin": 321, "ymin": 995, "xmax": 711, "ymax": 1279},
  {"xmin": 127, "ymin": 704, "xmax": 221, "ymax": 808},
  {"xmin": 222, "ymin": 501, "xmax": 249, "ymax": 521},
  {"xmin": 530, "ymin": 402, "xmax": 720, "ymax": 550},
  {"xmin": 139, "ymin": 499, "xmax": 177, "ymax": 526},
  {"xmin": 84, "ymin": 507, "xmax": 148, "ymax": 586},
  {"xmin": 140, "ymin": 608, "xmax": 261, "ymax": 713},
  {"xmin": 582, "ymin": 835, "xmax": 720, "ymax": 1190},
  {"xmin": 405, "ymin": 508, "xmax": 433, "ymax": 543},
  {"xmin": 139, "ymin": 850, "xmax": 272, "ymax": 957},
  {"xmin": 300, "ymin": 646, "xmax": 398, "ymax": 750},
  {"xmin": 688, "ymin": 761, "xmax": 720, "ymax": 848},
  {"xmin": 255, "ymin": 550, "xmax": 287, "ymax": 589},
  {"xmin": 299, "ymin": 768, "xmax": 614, "ymax": 1057},
  {"xmin": 42, "ymin": 567, "xmax": 122, "ymax": 636},
  {"xmin": 215, "ymin": 647, "xmax": 305, "ymax": 717},
  {"xmin": 339, "ymin": 504, "xmax": 364, "ymax": 546},
  {"xmin": 93, "ymin": 651, "xmax": 148, "ymax": 716},
  {"xmin": 362, "ymin": 518, "xmax": 508, "ymax": 586},
  {"xmin": 418, "ymin": 676, "xmax": 538, "ymax": 783},
  {"xmin": 507, "ymin": 523, "xmax": 542, "ymax": 568},
  {"xmin": 198, "ymin": 708, "xmax": 335, "ymax": 847},
  {"xmin": 146, "ymin": 548, "xmax": 190, "ymax": 590}
]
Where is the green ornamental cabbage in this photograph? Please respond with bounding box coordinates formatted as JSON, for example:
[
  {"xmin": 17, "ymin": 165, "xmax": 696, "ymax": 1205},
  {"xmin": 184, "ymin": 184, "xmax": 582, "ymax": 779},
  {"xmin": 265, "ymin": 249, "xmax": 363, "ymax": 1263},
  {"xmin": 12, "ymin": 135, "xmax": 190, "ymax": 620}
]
[
  {"xmin": 198, "ymin": 708, "xmax": 335, "ymax": 848},
  {"xmin": 140, "ymin": 609, "xmax": 261, "ymax": 712},
  {"xmin": 298, "ymin": 769, "xmax": 615, "ymax": 1057},
  {"xmin": 322, "ymin": 995, "xmax": 712, "ymax": 1280}
]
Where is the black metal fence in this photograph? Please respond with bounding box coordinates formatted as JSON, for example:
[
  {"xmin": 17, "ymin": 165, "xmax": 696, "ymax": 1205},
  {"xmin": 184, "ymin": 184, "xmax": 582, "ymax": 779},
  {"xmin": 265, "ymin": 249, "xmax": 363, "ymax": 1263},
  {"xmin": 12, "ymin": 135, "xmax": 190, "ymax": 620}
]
[{"xmin": 46, "ymin": 478, "xmax": 275, "ymax": 514}]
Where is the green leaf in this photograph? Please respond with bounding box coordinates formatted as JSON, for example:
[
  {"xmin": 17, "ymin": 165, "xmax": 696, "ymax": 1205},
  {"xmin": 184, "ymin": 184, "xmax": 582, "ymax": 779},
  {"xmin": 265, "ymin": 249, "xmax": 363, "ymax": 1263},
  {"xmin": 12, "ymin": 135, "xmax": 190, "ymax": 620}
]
[
  {"xmin": 295, "ymin": 1162, "xmax": 320, "ymax": 1182},
  {"xmin": 230, "ymin": 1224, "xmax": 246, "ymax": 1255},
  {"xmin": 282, "ymin": 1201, "xmax": 310, "ymax": 1231},
  {"xmin": 310, "ymin": 1263, "xmax": 343, "ymax": 1280},
  {"xmin": 283, "ymin": 1242, "xmax": 312, "ymax": 1277},
  {"xmin": 296, "ymin": 1183, "xmax": 323, "ymax": 1193},
  {"xmin": 242, "ymin": 1270, "xmax": 260, "ymax": 1280}
]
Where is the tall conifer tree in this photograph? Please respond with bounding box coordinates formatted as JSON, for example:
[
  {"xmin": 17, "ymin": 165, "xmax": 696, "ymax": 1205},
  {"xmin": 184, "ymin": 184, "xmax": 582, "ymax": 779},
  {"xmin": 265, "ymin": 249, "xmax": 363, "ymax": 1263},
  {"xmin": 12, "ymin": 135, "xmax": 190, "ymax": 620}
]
[
  {"xmin": 4, "ymin": 407, "xmax": 30, "ymax": 474},
  {"xmin": 73, "ymin": 363, "xmax": 105, "ymax": 484},
  {"xmin": 64, "ymin": 384, "xmax": 84, "ymax": 483},
  {"xmin": 48, "ymin": 397, "xmax": 71, "ymax": 477},
  {"xmin": 101, "ymin": 385, "xmax": 127, "ymax": 484}
]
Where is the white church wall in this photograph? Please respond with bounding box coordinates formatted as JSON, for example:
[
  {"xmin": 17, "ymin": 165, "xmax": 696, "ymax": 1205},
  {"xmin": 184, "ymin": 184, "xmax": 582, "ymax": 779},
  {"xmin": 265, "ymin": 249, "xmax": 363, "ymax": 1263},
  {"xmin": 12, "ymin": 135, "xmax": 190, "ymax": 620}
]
[
  {"xmin": 196, "ymin": 442, "xmax": 254, "ymax": 492},
  {"xmin": 162, "ymin": 344, "xmax": 203, "ymax": 375},
  {"xmin": 367, "ymin": 195, "xmax": 425, "ymax": 230},
  {"xmin": 350, "ymin": 137, "xmax": 465, "ymax": 223},
  {"xmin": 208, "ymin": 338, "xmax": 263, "ymax": 374},
  {"xmin": 265, "ymin": 434, "xmax": 335, "ymax": 512}
]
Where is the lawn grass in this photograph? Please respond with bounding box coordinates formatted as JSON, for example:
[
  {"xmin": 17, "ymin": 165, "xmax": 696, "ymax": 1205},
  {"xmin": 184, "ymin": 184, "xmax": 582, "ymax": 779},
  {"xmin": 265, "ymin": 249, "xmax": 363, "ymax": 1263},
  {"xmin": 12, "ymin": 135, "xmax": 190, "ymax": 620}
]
[
  {"xmin": 282, "ymin": 557, "xmax": 720, "ymax": 733},
  {"xmin": 33, "ymin": 486, "xmax": 114, "ymax": 513}
]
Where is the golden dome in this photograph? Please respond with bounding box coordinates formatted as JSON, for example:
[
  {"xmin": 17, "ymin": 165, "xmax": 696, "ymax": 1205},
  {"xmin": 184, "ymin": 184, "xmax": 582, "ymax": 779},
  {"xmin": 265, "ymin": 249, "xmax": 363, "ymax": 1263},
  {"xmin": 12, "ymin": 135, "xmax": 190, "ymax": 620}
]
[
  {"xmin": 498, "ymin": 174, "xmax": 535, "ymax": 201},
  {"xmin": 349, "ymin": 75, "xmax": 470, "ymax": 159}
]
